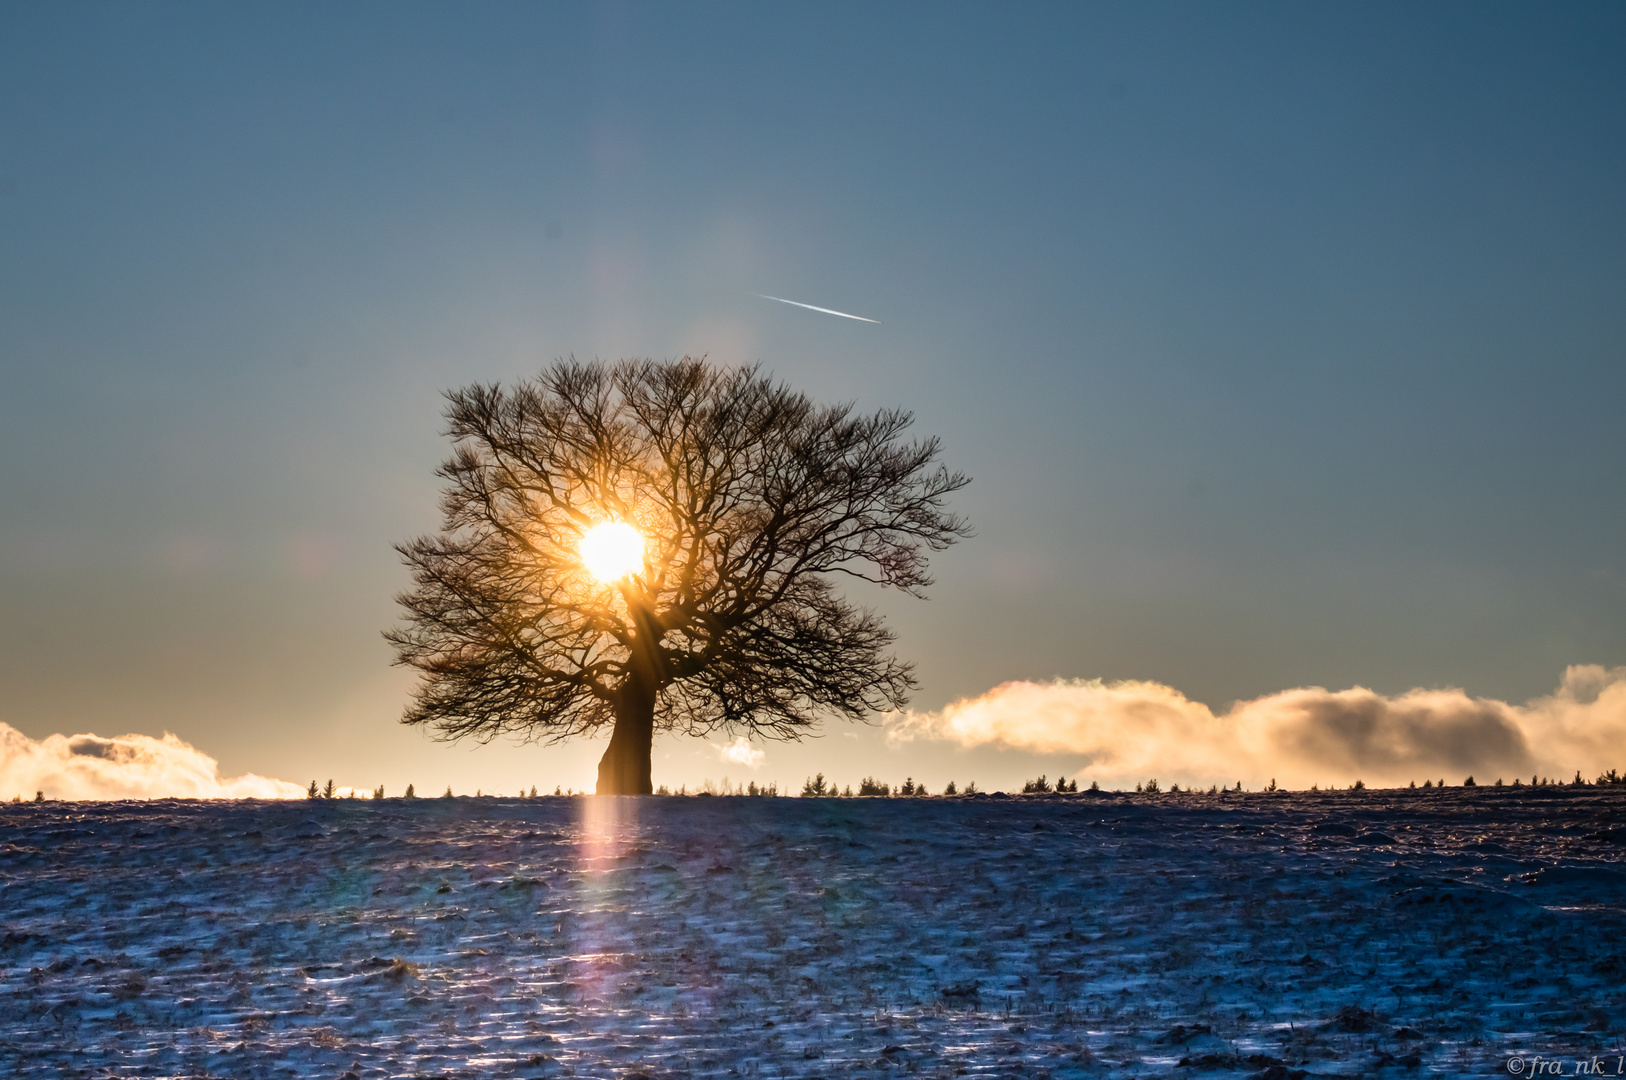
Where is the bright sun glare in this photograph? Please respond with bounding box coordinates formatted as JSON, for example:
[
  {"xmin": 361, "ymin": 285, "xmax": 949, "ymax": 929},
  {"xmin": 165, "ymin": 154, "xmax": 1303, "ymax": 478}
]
[{"xmin": 579, "ymin": 521, "xmax": 645, "ymax": 583}]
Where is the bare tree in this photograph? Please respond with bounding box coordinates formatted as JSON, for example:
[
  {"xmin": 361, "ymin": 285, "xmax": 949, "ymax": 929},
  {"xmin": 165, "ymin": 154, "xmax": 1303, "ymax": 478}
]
[{"xmin": 386, "ymin": 358, "xmax": 970, "ymax": 794}]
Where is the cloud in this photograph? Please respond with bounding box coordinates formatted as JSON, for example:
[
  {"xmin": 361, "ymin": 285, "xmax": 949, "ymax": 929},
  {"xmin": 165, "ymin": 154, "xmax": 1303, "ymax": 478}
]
[
  {"xmin": 0, "ymin": 724, "xmax": 305, "ymax": 801},
  {"xmin": 712, "ymin": 735, "xmax": 765, "ymax": 770},
  {"xmin": 887, "ymin": 665, "xmax": 1626, "ymax": 789}
]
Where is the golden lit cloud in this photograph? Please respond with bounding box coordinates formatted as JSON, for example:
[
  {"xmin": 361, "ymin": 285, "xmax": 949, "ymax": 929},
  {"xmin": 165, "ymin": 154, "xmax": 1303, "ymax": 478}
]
[
  {"xmin": 712, "ymin": 735, "xmax": 766, "ymax": 769},
  {"xmin": 0, "ymin": 724, "xmax": 305, "ymax": 801},
  {"xmin": 887, "ymin": 665, "xmax": 1626, "ymax": 789}
]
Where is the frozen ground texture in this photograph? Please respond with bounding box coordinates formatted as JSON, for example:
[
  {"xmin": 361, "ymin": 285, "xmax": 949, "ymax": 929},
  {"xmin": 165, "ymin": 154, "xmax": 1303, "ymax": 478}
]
[{"xmin": 3, "ymin": 790, "xmax": 1626, "ymax": 1079}]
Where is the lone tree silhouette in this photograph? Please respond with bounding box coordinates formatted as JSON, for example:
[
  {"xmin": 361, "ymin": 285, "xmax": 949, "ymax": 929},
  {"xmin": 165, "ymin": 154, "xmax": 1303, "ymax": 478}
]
[{"xmin": 387, "ymin": 358, "xmax": 969, "ymax": 794}]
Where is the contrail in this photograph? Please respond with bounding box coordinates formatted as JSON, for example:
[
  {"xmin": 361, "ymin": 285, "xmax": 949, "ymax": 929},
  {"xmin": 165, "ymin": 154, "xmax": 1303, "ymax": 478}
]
[{"xmin": 756, "ymin": 294, "xmax": 880, "ymax": 324}]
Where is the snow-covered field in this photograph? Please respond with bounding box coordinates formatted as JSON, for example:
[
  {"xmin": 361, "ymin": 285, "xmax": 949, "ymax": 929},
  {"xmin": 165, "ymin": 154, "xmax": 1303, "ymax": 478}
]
[{"xmin": 4, "ymin": 788, "xmax": 1625, "ymax": 1079}]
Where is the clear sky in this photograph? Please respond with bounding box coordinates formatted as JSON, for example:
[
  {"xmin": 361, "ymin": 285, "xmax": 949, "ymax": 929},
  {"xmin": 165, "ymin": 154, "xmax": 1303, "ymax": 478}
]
[{"xmin": 2, "ymin": 3, "xmax": 1623, "ymax": 796}]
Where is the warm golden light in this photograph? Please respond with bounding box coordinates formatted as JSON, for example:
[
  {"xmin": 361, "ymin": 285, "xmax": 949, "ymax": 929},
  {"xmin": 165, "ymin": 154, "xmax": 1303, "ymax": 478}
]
[{"xmin": 579, "ymin": 521, "xmax": 645, "ymax": 583}]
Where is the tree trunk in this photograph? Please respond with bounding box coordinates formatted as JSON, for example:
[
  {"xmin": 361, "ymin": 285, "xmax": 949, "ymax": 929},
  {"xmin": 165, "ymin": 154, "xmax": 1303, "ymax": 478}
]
[{"xmin": 595, "ymin": 684, "xmax": 655, "ymax": 794}]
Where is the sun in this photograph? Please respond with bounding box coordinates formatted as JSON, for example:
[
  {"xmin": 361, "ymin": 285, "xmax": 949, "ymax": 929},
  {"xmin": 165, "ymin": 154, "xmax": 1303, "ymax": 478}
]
[{"xmin": 578, "ymin": 521, "xmax": 645, "ymax": 583}]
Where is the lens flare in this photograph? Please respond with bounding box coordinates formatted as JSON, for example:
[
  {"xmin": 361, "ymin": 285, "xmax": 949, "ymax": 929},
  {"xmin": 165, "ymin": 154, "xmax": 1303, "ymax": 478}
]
[{"xmin": 579, "ymin": 521, "xmax": 645, "ymax": 582}]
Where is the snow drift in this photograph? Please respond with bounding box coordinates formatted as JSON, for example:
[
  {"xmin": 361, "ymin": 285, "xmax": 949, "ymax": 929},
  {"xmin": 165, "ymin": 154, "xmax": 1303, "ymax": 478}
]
[
  {"xmin": 0, "ymin": 723, "xmax": 305, "ymax": 800},
  {"xmin": 887, "ymin": 664, "xmax": 1626, "ymax": 789}
]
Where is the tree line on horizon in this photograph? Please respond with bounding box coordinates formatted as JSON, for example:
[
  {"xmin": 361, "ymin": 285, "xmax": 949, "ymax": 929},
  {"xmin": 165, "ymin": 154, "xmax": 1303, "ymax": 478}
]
[
  {"xmin": 8, "ymin": 767, "xmax": 1626, "ymax": 804},
  {"xmin": 292, "ymin": 769, "xmax": 1626, "ymax": 801}
]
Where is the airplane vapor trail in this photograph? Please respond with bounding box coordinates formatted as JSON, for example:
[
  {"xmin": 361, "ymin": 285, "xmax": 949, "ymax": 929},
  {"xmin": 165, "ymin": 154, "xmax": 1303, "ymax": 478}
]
[{"xmin": 756, "ymin": 294, "xmax": 880, "ymax": 324}]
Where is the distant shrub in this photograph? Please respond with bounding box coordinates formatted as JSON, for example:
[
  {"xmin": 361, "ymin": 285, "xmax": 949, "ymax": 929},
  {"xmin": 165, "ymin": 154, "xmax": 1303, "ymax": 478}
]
[
  {"xmin": 857, "ymin": 776, "xmax": 890, "ymax": 797},
  {"xmin": 656, "ymin": 785, "xmax": 670, "ymax": 795},
  {"xmin": 842, "ymin": 784, "xmax": 853, "ymax": 796},
  {"xmin": 1266, "ymin": 779, "xmax": 1277, "ymax": 792},
  {"xmin": 1599, "ymin": 770, "xmax": 1624, "ymax": 787},
  {"xmin": 1142, "ymin": 778, "xmax": 1160, "ymax": 794},
  {"xmin": 322, "ymin": 780, "xmax": 336, "ymax": 799},
  {"xmin": 373, "ymin": 784, "xmax": 385, "ymax": 800},
  {"xmin": 1021, "ymin": 775, "xmax": 1051, "ymax": 794},
  {"xmin": 1351, "ymin": 779, "xmax": 1365, "ymax": 791},
  {"xmin": 529, "ymin": 785, "xmax": 538, "ymax": 798},
  {"xmin": 404, "ymin": 784, "xmax": 415, "ymax": 799},
  {"xmin": 746, "ymin": 781, "xmax": 778, "ymax": 796},
  {"xmin": 1463, "ymin": 776, "xmax": 1476, "ymax": 787},
  {"xmin": 1422, "ymin": 779, "xmax": 1432, "ymax": 788},
  {"xmin": 307, "ymin": 781, "xmax": 319, "ymax": 799},
  {"xmin": 1573, "ymin": 771, "xmax": 1586, "ymax": 787},
  {"xmin": 34, "ymin": 791, "xmax": 44, "ymax": 803},
  {"xmin": 443, "ymin": 785, "xmax": 453, "ymax": 798},
  {"xmin": 900, "ymin": 777, "xmax": 918, "ymax": 796},
  {"xmin": 801, "ymin": 773, "xmax": 829, "ymax": 797},
  {"xmin": 1089, "ymin": 780, "xmax": 1099, "ymax": 792},
  {"xmin": 964, "ymin": 780, "xmax": 977, "ymax": 794},
  {"xmin": 944, "ymin": 780, "xmax": 958, "ymax": 796},
  {"xmin": 1495, "ymin": 778, "xmax": 1503, "ymax": 786}
]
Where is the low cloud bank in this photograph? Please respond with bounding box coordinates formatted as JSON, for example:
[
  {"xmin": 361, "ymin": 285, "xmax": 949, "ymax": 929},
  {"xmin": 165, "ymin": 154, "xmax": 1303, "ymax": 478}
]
[
  {"xmin": 887, "ymin": 665, "xmax": 1626, "ymax": 790},
  {"xmin": 0, "ymin": 724, "xmax": 305, "ymax": 801}
]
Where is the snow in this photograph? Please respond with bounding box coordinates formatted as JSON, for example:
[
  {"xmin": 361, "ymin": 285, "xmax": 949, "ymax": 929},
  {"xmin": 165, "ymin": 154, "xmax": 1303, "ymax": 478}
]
[{"xmin": 3, "ymin": 787, "xmax": 1624, "ymax": 1078}]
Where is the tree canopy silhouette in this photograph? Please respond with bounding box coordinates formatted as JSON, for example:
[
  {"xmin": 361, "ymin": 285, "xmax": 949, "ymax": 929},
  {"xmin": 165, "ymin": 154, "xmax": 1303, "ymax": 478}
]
[{"xmin": 386, "ymin": 358, "xmax": 970, "ymax": 794}]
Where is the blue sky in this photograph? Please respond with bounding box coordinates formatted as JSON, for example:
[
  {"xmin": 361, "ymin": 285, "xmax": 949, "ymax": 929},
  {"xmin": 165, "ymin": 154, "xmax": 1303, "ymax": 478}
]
[{"xmin": 2, "ymin": 3, "xmax": 1623, "ymax": 794}]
